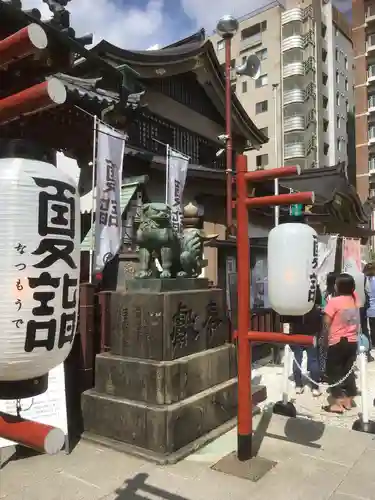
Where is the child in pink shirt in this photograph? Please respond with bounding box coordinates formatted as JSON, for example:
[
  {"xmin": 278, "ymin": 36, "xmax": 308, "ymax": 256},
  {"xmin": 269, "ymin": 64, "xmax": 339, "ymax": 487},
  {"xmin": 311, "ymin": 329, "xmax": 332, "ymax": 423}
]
[{"xmin": 323, "ymin": 274, "xmax": 359, "ymax": 414}]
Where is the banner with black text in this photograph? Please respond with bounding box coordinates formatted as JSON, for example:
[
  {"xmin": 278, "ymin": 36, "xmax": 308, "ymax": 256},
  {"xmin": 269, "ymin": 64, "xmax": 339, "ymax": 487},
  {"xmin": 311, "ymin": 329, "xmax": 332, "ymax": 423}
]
[
  {"xmin": 166, "ymin": 147, "xmax": 189, "ymax": 234},
  {"xmin": 94, "ymin": 122, "xmax": 125, "ymax": 271}
]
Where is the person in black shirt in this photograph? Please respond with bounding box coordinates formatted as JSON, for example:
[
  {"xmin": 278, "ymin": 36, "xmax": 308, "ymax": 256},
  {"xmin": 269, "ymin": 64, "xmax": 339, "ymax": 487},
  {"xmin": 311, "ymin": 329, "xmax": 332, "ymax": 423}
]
[{"xmin": 291, "ymin": 286, "xmax": 323, "ymax": 397}]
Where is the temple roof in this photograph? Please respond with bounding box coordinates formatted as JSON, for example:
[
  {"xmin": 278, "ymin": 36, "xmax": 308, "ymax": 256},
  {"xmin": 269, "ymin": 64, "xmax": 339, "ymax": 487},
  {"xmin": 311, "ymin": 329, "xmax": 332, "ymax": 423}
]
[
  {"xmin": 280, "ymin": 163, "xmax": 373, "ymax": 236},
  {"xmin": 87, "ymin": 32, "xmax": 267, "ymax": 147}
]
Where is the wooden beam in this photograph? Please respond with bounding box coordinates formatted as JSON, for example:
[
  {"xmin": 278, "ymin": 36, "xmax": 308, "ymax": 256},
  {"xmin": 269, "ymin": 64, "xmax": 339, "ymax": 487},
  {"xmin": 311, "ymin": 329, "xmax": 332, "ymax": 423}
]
[
  {"xmin": 0, "ymin": 78, "xmax": 67, "ymax": 125},
  {"xmin": 0, "ymin": 24, "xmax": 48, "ymax": 68}
]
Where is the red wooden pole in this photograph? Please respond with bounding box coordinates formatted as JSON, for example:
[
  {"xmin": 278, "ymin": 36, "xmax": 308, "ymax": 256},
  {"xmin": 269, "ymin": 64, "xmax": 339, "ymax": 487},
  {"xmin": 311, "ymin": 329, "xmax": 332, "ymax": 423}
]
[
  {"xmin": 232, "ymin": 331, "xmax": 315, "ymax": 346},
  {"xmin": 235, "ymin": 154, "xmax": 252, "ymax": 461},
  {"xmin": 224, "ymin": 35, "xmax": 234, "ymax": 236},
  {"xmin": 0, "ymin": 412, "xmax": 65, "ymax": 455},
  {"xmin": 0, "ymin": 78, "xmax": 67, "ymax": 125},
  {"xmin": 245, "ymin": 191, "xmax": 314, "ymax": 208},
  {"xmin": 244, "ymin": 165, "xmax": 301, "ymax": 182},
  {"xmin": 0, "ymin": 24, "xmax": 48, "ymax": 68}
]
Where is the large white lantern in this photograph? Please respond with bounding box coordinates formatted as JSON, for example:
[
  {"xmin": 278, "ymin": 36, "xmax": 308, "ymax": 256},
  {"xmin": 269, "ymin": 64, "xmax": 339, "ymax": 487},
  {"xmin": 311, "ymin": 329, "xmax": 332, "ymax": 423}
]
[
  {"xmin": 268, "ymin": 223, "xmax": 318, "ymax": 316},
  {"xmin": 0, "ymin": 150, "xmax": 80, "ymax": 396}
]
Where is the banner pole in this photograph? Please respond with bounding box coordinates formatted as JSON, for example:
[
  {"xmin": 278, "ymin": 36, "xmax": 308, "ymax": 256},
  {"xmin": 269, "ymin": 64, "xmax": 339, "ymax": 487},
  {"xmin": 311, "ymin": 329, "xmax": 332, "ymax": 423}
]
[
  {"xmin": 89, "ymin": 114, "xmax": 98, "ymax": 284},
  {"xmin": 165, "ymin": 144, "xmax": 170, "ymax": 205}
]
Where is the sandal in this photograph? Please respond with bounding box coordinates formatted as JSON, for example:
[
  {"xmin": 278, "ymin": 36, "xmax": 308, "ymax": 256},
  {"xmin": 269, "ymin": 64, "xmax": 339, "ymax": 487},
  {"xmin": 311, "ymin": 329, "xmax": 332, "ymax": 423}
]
[{"xmin": 322, "ymin": 405, "xmax": 344, "ymax": 415}]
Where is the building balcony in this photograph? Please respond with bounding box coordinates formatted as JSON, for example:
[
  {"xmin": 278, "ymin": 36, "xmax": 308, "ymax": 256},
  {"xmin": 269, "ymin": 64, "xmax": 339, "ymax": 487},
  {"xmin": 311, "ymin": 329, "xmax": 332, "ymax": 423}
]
[
  {"xmin": 368, "ymin": 65, "xmax": 375, "ymax": 85},
  {"xmin": 369, "ymin": 158, "xmax": 375, "ymax": 175},
  {"xmin": 283, "ymin": 88, "xmax": 305, "ymax": 105},
  {"xmin": 367, "ymin": 34, "xmax": 375, "ymax": 52},
  {"xmin": 282, "ymin": 35, "xmax": 304, "ymax": 52},
  {"xmin": 369, "ymin": 96, "xmax": 375, "ymax": 114},
  {"xmin": 369, "ymin": 127, "xmax": 375, "ymax": 145},
  {"xmin": 284, "ymin": 115, "xmax": 305, "ymax": 133},
  {"xmin": 240, "ymin": 32, "xmax": 262, "ymax": 51},
  {"xmin": 283, "ymin": 61, "xmax": 304, "ymax": 78},
  {"xmin": 281, "ymin": 8, "xmax": 303, "ymax": 25},
  {"xmin": 366, "ymin": 5, "xmax": 375, "ymax": 24},
  {"xmin": 284, "ymin": 142, "xmax": 305, "ymax": 159}
]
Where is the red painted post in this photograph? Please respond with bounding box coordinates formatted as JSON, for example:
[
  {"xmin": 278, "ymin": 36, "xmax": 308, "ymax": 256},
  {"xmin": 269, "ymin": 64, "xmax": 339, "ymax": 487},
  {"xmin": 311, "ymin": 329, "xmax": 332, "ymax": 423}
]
[
  {"xmin": 246, "ymin": 192, "xmax": 314, "ymax": 208},
  {"xmin": 235, "ymin": 154, "xmax": 252, "ymax": 461},
  {"xmin": 0, "ymin": 24, "xmax": 48, "ymax": 68},
  {"xmin": 0, "ymin": 412, "xmax": 65, "ymax": 455},
  {"xmin": 244, "ymin": 165, "xmax": 301, "ymax": 182},
  {"xmin": 232, "ymin": 331, "xmax": 315, "ymax": 347}
]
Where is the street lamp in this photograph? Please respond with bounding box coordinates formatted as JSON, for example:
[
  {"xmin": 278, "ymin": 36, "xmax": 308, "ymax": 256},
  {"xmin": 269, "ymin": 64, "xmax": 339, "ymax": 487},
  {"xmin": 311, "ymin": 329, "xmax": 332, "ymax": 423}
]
[{"xmin": 216, "ymin": 15, "xmax": 260, "ymax": 236}]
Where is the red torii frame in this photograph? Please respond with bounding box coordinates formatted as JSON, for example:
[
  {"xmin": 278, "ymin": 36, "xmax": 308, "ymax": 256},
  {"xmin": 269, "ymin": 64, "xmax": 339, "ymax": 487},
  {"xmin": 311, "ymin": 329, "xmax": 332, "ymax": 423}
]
[
  {"xmin": 0, "ymin": 22, "xmax": 67, "ymax": 454},
  {"xmin": 234, "ymin": 154, "xmax": 316, "ymax": 461}
]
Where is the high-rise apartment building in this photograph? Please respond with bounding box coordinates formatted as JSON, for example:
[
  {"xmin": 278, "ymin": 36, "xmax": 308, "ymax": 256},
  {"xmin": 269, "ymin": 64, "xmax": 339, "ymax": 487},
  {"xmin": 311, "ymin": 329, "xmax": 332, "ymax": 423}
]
[
  {"xmin": 210, "ymin": 0, "xmax": 353, "ymax": 173},
  {"xmin": 353, "ymin": 0, "xmax": 375, "ymax": 202}
]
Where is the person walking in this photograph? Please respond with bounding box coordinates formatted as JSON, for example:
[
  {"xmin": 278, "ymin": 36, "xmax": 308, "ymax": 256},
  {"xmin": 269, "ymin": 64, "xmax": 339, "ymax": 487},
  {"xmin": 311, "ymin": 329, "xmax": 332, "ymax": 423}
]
[
  {"xmin": 291, "ymin": 286, "xmax": 322, "ymax": 397},
  {"xmin": 323, "ymin": 273, "xmax": 359, "ymax": 414}
]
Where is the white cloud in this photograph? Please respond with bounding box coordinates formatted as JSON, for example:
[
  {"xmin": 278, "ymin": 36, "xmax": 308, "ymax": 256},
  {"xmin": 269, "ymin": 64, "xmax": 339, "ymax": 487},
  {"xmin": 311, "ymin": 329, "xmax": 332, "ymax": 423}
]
[{"xmin": 21, "ymin": 0, "xmax": 168, "ymax": 49}]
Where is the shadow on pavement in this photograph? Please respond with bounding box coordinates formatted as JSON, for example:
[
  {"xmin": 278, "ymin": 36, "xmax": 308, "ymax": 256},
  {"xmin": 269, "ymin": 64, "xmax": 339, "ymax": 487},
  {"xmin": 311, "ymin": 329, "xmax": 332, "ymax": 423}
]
[
  {"xmin": 113, "ymin": 472, "xmax": 189, "ymax": 500},
  {"xmin": 266, "ymin": 415, "xmax": 325, "ymax": 449}
]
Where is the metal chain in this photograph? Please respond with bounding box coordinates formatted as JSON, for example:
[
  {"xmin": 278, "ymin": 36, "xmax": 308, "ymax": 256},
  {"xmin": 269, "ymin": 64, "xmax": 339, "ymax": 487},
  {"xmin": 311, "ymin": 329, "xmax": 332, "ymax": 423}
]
[{"xmin": 290, "ymin": 351, "xmax": 357, "ymax": 389}]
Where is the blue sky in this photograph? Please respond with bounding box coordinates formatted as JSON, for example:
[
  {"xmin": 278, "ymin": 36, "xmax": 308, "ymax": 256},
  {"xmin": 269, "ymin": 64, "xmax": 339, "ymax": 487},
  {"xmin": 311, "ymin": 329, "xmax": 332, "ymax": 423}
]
[{"xmin": 24, "ymin": 0, "xmax": 351, "ymax": 50}]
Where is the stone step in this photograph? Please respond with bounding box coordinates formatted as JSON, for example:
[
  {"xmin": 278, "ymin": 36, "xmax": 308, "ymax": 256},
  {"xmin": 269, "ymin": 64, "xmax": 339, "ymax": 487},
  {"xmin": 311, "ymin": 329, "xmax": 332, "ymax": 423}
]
[
  {"xmin": 82, "ymin": 378, "xmax": 267, "ymax": 463},
  {"xmin": 94, "ymin": 344, "xmax": 237, "ymax": 405}
]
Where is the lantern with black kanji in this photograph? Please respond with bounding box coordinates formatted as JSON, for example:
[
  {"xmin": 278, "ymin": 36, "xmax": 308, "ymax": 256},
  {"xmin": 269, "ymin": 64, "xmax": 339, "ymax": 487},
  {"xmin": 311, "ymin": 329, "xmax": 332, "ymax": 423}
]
[{"xmin": 0, "ymin": 140, "xmax": 80, "ymax": 399}]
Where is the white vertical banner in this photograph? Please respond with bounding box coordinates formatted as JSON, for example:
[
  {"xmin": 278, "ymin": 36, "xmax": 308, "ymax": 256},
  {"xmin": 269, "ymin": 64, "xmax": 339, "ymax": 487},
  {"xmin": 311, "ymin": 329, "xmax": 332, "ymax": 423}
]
[
  {"xmin": 95, "ymin": 122, "xmax": 125, "ymax": 271},
  {"xmin": 317, "ymin": 235, "xmax": 338, "ymax": 294},
  {"xmin": 165, "ymin": 147, "xmax": 189, "ymax": 234}
]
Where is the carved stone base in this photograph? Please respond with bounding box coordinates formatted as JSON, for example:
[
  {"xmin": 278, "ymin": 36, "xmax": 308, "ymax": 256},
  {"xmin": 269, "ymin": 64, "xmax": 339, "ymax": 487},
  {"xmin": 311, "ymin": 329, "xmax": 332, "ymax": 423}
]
[{"xmin": 110, "ymin": 287, "xmax": 229, "ymax": 361}]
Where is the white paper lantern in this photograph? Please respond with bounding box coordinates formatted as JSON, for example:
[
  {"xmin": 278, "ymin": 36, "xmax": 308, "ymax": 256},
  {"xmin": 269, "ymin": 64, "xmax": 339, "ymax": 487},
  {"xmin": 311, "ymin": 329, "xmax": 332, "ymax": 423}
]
[
  {"xmin": 0, "ymin": 156, "xmax": 80, "ymax": 383},
  {"xmin": 268, "ymin": 223, "xmax": 318, "ymax": 316}
]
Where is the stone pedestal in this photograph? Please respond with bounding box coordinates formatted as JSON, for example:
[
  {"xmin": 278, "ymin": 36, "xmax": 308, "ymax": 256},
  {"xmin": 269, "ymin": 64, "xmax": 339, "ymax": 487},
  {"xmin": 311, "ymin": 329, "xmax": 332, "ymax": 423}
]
[{"xmin": 82, "ymin": 280, "xmax": 266, "ymax": 463}]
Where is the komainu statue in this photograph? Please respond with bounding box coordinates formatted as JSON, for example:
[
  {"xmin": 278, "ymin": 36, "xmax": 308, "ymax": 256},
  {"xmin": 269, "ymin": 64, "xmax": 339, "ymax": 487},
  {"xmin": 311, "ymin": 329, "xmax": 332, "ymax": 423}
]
[
  {"xmin": 135, "ymin": 203, "xmax": 177, "ymax": 279},
  {"xmin": 135, "ymin": 201, "xmax": 218, "ymax": 279},
  {"xmin": 179, "ymin": 202, "xmax": 218, "ymax": 278}
]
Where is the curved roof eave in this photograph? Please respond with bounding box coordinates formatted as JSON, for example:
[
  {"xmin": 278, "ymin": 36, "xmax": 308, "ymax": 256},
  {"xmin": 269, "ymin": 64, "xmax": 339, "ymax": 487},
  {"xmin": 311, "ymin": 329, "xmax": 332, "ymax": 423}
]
[{"xmin": 90, "ymin": 39, "xmax": 268, "ymax": 146}]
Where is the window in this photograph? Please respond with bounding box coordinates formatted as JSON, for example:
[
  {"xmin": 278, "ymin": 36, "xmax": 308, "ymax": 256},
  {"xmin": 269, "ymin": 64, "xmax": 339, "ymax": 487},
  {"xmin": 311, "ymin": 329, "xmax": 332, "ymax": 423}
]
[
  {"xmin": 255, "ymin": 73, "xmax": 268, "ymax": 88},
  {"xmin": 324, "ymin": 143, "xmax": 329, "ymax": 155},
  {"xmin": 336, "ymin": 115, "xmax": 340, "ymax": 128},
  {"xmin": 345, "ymin": 78, "xmax": 348, "ymax": 91},
  {"xmin": 256, "ymin": 154, "xmax": 269, "ymax": 169},
  {"xmin": 344, "ymin": 56, "xmax": 348, "ymax": 69},
  {"xmin": 256, "ymin": 48, "xmax": 268, "ymax": 60},
  {"xmin": 337, "ymin": 139, "xmax": 341, "ymax": 151},
  {"xmin": 256, "ymin": 100, "xmax": 268, "ymax": 113},
  {"xmin": 336, "ymin": 70, "xmax": 339, "ymax": 84},
  {"xmin": 242, "ymin": 81, "xmax": 247, "ymax": 93},
  {"xmin": 323, "ymin": 96, "xmax": 328, "ymax": 109},
  {"xmin": 323, "ymin": 119, "xmax": 329, "ymax": 132},
  {"xmin": 322, "ymin": 73, "xmax": 328, "ymax": 85},
  {"xmin": 322, "ymin": 48, "xmax": 327, "ymax": 62},
  {"xmin": 217, "ymin": 40, "xmax": 225, "ymax": 51},
  {"xmin": 259, "ymin": 127, "xmax": 268, "ymax": 137},
  {"xmin": 321, "ymin": 23, "xmax": 327, "ymax": 38},
  {"xmin": 346, "ymin": 99, "xmax": 349, "ymax": 112},
  {"xmin": 336, "ymin": 92, "xmax": 340, "ymax": 106},
  {"xmin": 241, "ymin": 20, "xmax": 267, "ymax": 41},
  {"xmin": 335, "ymin": 48, "xmax": 339, "ymax": 61}
]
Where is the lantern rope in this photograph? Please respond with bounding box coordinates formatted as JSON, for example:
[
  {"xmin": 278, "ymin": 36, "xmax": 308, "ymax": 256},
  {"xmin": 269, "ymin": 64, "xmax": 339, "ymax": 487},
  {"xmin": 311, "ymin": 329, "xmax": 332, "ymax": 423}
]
[
  {"xmin": 290, "ymin": 351, "xmax": 357, "ymax": 389},
  {"xmin": 15, "ymin": 398, "xmax": 34, "ymax": 417}
]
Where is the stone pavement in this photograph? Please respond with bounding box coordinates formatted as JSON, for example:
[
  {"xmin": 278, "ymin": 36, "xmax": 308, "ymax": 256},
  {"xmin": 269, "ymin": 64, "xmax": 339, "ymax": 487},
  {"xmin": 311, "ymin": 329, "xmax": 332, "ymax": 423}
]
[{"xmin": 2, "ymin": 410, "xmax": 375, "ymax": 500}]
